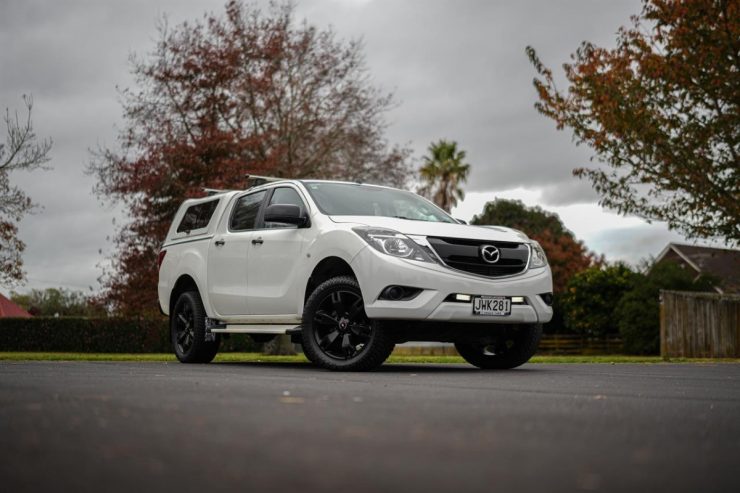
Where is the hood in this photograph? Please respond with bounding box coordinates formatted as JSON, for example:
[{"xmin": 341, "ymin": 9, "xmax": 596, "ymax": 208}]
[{"xmin": 329, "ymin": 215, "xmax": 529, "ymax": 243}]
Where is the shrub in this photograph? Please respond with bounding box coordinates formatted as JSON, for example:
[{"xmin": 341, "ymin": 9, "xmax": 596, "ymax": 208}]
[
  {"xmin": 616, "ymin": 286, "xmax": 660, "ymax": 354},
  {"xmin": 561, "ymin": 264, "xmax": 639, "ymax": 338},
  {"xmin": 542, "ymin": 294, "xmax": 568, "ymax": 334},
  {"xmin": 617, "ymin": 262, "xmax": 715, "ymax": 354},
  {"xmin": 0, "ymin": 317, "xmax": 262, "ymax": 353}
]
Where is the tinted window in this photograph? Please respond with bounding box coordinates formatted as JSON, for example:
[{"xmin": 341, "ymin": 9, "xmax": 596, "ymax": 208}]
[
  {"xmin": 177, "ymin": 199, "xmax": 220, "ymax": 233},
  {"xmin": 230, "ymin": 191, "xmax": 266, "ymax": 231},
  {"xmin": 265, "ymin": 187, "xmax": 306, "ymax": 229},
  {"xmin": 304, "ymin": 182, "xmax": 454, "ymax": 223}
]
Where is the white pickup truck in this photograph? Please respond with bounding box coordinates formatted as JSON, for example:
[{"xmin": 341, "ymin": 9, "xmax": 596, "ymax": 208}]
[{"xmin": 158, "ymin": 179, "xmax": 553, "ymax": 371}]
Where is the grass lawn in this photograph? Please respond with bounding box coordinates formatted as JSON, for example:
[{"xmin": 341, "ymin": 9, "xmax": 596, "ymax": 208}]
[{"xmin": 1, "ymin": 352, "xmax": 738, "ymax": 364}]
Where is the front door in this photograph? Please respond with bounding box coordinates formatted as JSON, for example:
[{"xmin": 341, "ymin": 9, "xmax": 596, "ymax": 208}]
[
  {"xmin": 206, "ymin": 190, "xmax": 266, "ymax": 316},
  {"xmin": 246, "ymin": 186, "xmax": 311, "ymax": 315}
]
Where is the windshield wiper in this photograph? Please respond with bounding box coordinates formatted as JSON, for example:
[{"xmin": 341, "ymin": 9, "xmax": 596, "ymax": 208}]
[{"xmin": 391, "ymin": 215, "xmax": 432, "ymax": 222}]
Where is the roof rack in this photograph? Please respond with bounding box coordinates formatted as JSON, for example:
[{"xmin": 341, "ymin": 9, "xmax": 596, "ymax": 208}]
[
  {"xmin": 202, "ymin": 188, "xmax": 236, "ymax": 196},
  {"xmin": 245, "ymin": 174, "xmax": 287, "ymax": 188}
]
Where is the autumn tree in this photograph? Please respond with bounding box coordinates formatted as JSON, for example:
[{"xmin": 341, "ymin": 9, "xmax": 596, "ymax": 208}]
[
  {"xmin": 527, "ymin": 0, "xmax": 739, "ymax": 244},
  {"xmin": 0, "ymin": 95, "xmax": 52, "ymax": 286},
  {"xmin": 418, "ymin": 140, "xmax": 471, "ymax": 212},
  {"xmin": 89, "ymin": 1, "xmax": 412, "ymax": 314},
  {"xmin": 471, "ymin": 199, "xmax": 602, "ymax": 293}
]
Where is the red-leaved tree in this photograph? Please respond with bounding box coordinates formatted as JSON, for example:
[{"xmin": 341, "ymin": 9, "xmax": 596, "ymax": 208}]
[
  {"xmin": 527, "ymin": 0, "xmax": 739, "ymax": 243},
  {"xmin": 89, "ymin": 1, "xmax": 411, "ymax": 315}
]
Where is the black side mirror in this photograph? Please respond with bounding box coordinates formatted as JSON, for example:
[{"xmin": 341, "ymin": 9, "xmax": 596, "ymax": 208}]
[
  {"xmin": 455, "ymin": 218, "xmax": 467, "ymax": 225},
  {"xmin": 264, "ymin": 204, "xmax": 308, "ymax": 227}
]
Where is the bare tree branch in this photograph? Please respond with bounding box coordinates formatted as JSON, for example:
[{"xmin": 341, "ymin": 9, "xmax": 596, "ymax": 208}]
[{"xmin": 0, "ymin": 95, "xmax": 53, "ymax": 286}]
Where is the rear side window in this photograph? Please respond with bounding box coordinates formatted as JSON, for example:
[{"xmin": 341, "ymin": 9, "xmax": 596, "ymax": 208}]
[
  {"xmin": 230, "ymin": 191, "xmax": 266, "ymax": 231},
  {"xmin": 177, "ymin": 199, "xmax": 219, "ymax": 233}
]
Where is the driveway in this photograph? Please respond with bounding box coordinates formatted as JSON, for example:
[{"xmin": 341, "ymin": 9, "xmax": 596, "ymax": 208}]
[{"xmin": 1, "ymin": 361, "xmax": 738, "ymax": 492}]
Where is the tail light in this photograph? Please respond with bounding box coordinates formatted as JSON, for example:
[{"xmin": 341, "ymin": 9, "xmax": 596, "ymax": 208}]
[{"xmin": 157, "ymin": 249, "xmax": 167, "ymax": 270}]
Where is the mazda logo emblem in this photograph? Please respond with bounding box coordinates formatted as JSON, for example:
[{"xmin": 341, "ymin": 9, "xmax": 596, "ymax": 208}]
[{"xmin": 480, "ymin": 245, "xmax": 500, "ymax": 264}]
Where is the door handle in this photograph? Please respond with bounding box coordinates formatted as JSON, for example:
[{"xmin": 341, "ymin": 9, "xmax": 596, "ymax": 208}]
[
  {"xmin": 251, "ymin": 237, "xmax": 264, "ymax": 245},
  {"xmin": 215, "ymin": 239, "xmax": 225, "ymax": 246}
]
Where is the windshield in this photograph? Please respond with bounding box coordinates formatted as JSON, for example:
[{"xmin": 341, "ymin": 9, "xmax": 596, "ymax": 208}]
[{"xmin": 303, "ymin": 182, "xmax": 456, "ymax": 223}]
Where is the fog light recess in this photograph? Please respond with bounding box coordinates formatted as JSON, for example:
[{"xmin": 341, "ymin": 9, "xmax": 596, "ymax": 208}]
[{"xmin": 379, "ymin": 286, "xmax": 423, "ymax": 301}]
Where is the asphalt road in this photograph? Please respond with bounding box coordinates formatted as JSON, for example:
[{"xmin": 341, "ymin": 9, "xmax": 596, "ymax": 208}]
[{"xmin": 1, "ymin": 361, "xmax": 739, "ymax": 493}]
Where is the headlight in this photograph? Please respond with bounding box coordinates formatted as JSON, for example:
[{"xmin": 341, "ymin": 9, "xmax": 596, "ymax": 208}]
[
  {"xmin": 352, "ymin": 227, "xmax": 437, "ymax": 263},
  {"xmin": 529, "ymin": 241, "xmax": 548, "ymax": 269}
]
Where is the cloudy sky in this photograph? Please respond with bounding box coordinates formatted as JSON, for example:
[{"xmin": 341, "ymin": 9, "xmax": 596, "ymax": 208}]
[{"xmin": 0, "ymin": 0, "xmax": 719, "ymax": 296}]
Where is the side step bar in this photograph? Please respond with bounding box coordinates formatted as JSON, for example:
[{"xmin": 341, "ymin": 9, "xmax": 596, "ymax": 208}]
[{"xmin": 209, "ymin": 324, "xmax": 300, "ymax": 334}]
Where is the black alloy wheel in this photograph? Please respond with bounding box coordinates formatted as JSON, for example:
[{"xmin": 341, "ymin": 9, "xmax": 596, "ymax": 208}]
[
  {"xmin": 313, "ymin": 289, "xmax": 372, "ymax": 360},
  {"xmin": 174, "ymin": 302, "xmax": 195, "ymax": 355},
  {"xmin": 170, "ymin": 290, "xmax": 220, "ymax": 363},
  {"xmin": 454, "ymin": 324, "xmax": 542, "ymax": 369},
  {"xmin": 301, "ymin": 276, "xmax": 394, "ymax": 371}
]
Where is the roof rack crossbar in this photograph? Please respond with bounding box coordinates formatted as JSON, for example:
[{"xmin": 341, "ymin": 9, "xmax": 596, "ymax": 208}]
[
  {"xmin": 202, "ymin": 188, "xmax": 235, "ymax": 196},
  {"xmin": 245, "ymin": 174, "xmax": 289, "ymax": 189}
]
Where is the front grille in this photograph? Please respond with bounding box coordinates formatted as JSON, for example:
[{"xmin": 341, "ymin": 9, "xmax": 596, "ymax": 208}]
[{"xmin": 427, "ymin": 237, "xmax": 529, "ymax": 277}]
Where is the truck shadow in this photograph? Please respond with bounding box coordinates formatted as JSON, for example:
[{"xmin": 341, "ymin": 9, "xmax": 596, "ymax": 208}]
[
  {"xmin": 377, "ymin": 364, "xmax": 547, "ymax": 374},
  {"xmin": 217, "ymin": 361, "xmax": 547, "ymax": 374}
]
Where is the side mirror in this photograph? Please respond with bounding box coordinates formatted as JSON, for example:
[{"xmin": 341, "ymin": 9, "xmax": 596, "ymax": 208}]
[
  {"xmin": 455, "ymin": 218, "xmax": 467, "ymax": 225},
  {"xmin": 264, "ymin": 204, "xmax": 308, "ymax": 227}
]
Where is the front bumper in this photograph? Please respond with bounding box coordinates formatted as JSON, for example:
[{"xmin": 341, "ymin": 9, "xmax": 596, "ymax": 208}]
[{"xmin": 351, "ymin": 246, "xmax": 553, "ymax": 324}]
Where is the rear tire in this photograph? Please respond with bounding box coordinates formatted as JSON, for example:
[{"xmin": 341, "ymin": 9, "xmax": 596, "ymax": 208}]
[
  {"xmin": 455, "ymin": 324, "xmax": 542, "ymax": 369},
  {"xmin": 171, "ymin": 290, "xmax": 220, "ymax": 363},
  {"xmin": 301, "ymin": 276, "xmax": 394, "ymax": 371}
]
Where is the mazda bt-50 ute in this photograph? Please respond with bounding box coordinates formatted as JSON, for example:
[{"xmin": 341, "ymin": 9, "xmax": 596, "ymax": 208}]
[{"xmin": 158, "ymin": 178, "xmax": 553, "ymax": 371}]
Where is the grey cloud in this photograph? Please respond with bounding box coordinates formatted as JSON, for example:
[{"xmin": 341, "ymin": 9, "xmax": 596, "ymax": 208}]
[
  {"xmin": 539, "ymin": 179, "xmax": 600, "ymax": 206},
  {"xmin": 311, "ymin": 0, "xmax": 642, "ymax": 193},
  {"xmin": 1, "ymin": 0, "xmax": 683, "ymax": 294},
  {"xmin": 587, "ymin": 224, "xmax": 729, "ymax": 267}
]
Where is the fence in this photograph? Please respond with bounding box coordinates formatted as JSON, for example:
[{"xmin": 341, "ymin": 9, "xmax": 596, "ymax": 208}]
[
  {"xmin": 537, "ymin": 334, "xmax": 623, "ymax": 355},
  {"xmin": 660, "ymin": 290, "xmax": 740, "ymax": 358}
]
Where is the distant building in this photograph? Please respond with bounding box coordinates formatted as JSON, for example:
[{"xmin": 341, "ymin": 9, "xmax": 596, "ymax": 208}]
[
  {"xmin": 0, "ymin": 293, "xmax": 32, "ymax": 318},
  {"xmin": 654, "ymin": 243, "xmax": 740, "ymax": 294}
]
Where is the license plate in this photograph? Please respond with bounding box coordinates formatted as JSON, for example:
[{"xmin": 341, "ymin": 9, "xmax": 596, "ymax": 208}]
[{"xmin": 472, "ymin": 296, "xmax": 511, "ymax": 316}]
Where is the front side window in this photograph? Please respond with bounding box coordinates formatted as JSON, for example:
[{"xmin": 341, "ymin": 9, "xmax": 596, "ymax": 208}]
[
  {"xmin": 177, "ymin": 199, "xmax": 220, "ymax": 233},
  {"xmin": 304, "ymin": 182, "xmax": 455, "ymax": 223},
  {"xmin": 265, "ymin": 187, "xmax": 307, "ymax": 229},
  {"xmin": 230, "ymin": 191, "xmax": 266, "ymax": 231}
]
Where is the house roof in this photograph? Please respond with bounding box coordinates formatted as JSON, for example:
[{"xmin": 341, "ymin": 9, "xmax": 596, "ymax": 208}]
[
  {"xmin": 655, "ymin": 243, "xmax": 740, "ymax": 293},
  {"xmin": 0, "ymin": 293, "xmax": 32, "ymax": 318}
]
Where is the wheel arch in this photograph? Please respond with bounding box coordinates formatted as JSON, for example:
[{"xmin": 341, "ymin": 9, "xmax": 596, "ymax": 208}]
[
  {"xmin": 169, "ymin": 274, "xmax": 200, "ymax": 317},
  {"xmin": 304, "ymin": 256, "xmax": 357, "ymax": 304}
]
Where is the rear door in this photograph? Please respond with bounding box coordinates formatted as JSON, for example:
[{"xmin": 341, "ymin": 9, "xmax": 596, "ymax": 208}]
[
  {"xmin": 246, "ymin": 186, "xmax": 312, "ymax": 315},
  {"xmin": 206, "ymin": 190, "xmax": 267, "ymax": 316}
]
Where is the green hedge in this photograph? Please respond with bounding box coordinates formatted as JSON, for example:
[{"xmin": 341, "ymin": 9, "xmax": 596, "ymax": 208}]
[{"xmin": 0, "ymin": 317, "xmax": 262, "ymax": 353}]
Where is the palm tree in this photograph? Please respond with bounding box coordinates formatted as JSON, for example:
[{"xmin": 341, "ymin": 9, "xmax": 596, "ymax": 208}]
[{"xmin": 418, "ymin": 140, "xmax": 471, "ymax": 212}]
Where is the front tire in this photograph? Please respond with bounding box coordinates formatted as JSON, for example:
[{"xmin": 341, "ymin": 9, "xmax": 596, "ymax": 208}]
[
  {"xmin": 171, "ymin": 290, "xmax": 220, "ymax": 363},
  {"xmin": 301, "ymin": 276, "xmax": 394, "ymax": 371},
  {"xmin": 455, "ymin": 324, "xmax": 542, "ymax": 369}
]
